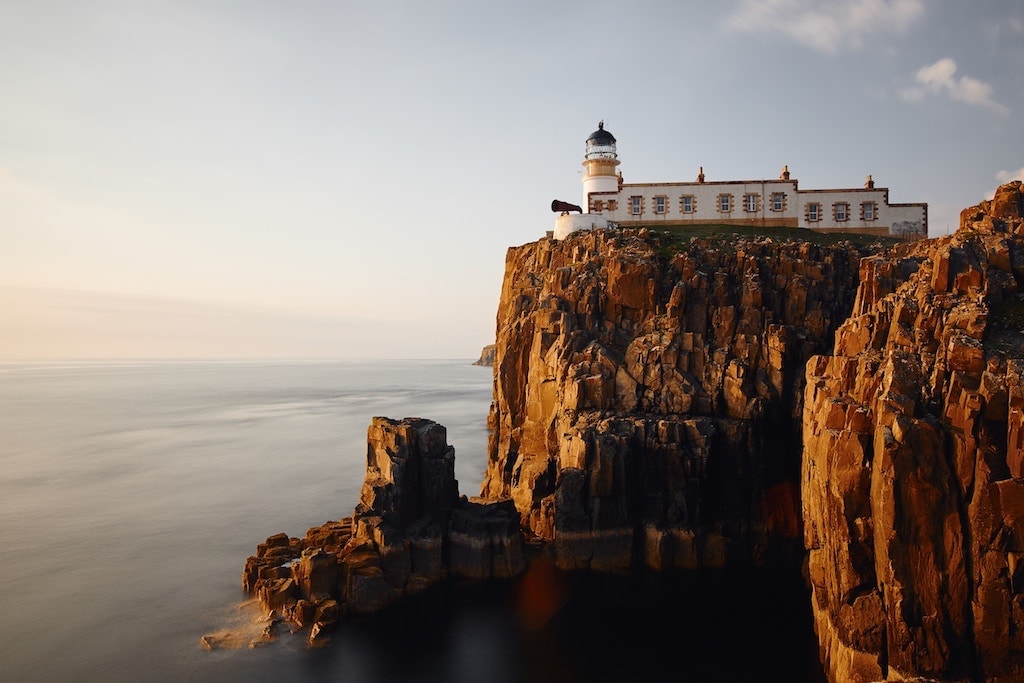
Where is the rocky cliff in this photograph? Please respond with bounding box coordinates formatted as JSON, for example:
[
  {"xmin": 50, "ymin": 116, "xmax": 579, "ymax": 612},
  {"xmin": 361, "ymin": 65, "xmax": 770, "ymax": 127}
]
[
  {"xmin": 802, "ymin": 181, "xmax": 1024, "ymax": 681},
  {"xmin": 473, "ymin": 343, "xmax": 496, "ymax": 366},
  {"xmin": 229, "ymin": 182, "xmax": 1024, "ymax": 679},
  {"xmin": 479, "ymin": 228, "xmax": 881, "ymax": 572}
]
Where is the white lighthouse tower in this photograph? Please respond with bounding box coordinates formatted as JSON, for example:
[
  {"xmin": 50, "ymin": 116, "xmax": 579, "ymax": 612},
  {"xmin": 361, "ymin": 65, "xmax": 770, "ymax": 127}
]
[
  {"xmin": 552, "ymin": 122, "xmax": 613, "ymax": 240},
  {"xmin": 581, "ymin": 120, "xmax": 620, "ymax": 208}
]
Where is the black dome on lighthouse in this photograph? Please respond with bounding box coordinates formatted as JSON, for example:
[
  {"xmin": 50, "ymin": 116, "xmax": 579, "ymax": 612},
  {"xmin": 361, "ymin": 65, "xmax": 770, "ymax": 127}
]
[{"xmin": 586, "ymin": 121, "xmax": 616, "ymax": 145}]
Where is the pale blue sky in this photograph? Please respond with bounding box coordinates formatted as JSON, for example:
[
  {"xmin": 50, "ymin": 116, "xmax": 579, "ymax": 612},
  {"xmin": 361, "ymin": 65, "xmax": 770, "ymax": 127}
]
[{"xmin": 2, "ymin": 0, "xmax": 1022, "ymax": 360}]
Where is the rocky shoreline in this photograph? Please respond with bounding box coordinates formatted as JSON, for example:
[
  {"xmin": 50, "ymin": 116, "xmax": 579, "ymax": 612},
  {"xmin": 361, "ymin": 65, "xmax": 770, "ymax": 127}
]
[{"xmin": 222, "ymin": 417, "xmax": 526, "ymax": 649}]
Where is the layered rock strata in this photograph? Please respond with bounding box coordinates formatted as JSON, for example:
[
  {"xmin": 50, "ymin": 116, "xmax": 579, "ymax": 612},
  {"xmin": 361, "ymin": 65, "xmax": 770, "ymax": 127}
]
[
  {"xmin": 238, "ymin": 417, "xmax": 524, "ymax": 646},
  {"xmin": 479, "ymin": 229, "xmax": 878, "ymax": 572},
  {"xmin": 802, "ymin": 181, "xmax": 1024, "ymax": 681}
]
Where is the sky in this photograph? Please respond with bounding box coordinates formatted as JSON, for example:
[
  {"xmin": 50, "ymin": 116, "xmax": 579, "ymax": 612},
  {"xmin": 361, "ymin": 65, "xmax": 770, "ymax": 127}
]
[{"xmin": 2, "ymin": 0, "xmax": 1022, "ymax": 361}]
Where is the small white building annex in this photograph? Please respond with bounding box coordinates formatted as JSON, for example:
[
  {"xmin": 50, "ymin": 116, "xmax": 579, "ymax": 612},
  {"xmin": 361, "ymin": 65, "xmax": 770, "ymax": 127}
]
[{"xmin": 554, "ymin": 122, "xmax": 927, "ymax": 241}]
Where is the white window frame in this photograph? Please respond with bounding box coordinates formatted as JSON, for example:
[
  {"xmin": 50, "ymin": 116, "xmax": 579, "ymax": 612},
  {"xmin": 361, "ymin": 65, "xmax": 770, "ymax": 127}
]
[
  {"xmin": 743, "ymin": 194, "xmax": 758, "ymax": 212},
  {"xmin": 718, "ymin": 194, "xmax": 732, "ymax": 213},
  {"xmin": 630, "ymin": 196, "xmax": 642, "ymax": 215},
  {"xmin": 771, "ymin": 193, "xmax": 785, "ymax": 212},
  {"xmin": 681, "ymin": 195, "xmax": 695, "ymax": 213},
  {"xmin": 807, "ymin": 203, "xmax": 821, "ymax": 222},
  {"xmin": 654, "ymin": 196, "xmax": 667, "ymax": 214},
  {"xmin": 861, "ymin": 201, "xmax": 876, "ymax": 221},
  {"xmin": 834, "ymin": 202, "xmax": 849, "ymax": 222}
]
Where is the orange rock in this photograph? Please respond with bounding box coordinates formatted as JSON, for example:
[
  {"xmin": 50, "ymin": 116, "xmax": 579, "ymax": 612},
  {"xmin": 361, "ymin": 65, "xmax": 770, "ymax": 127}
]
[{"xmin": 803, "ymin": 182, "xmax": 1024, "ymax": 681}]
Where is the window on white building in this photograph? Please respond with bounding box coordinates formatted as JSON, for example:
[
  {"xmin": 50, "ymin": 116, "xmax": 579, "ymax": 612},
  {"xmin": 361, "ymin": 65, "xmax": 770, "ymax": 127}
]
[
  {"xmin": 861, "ymin": 202, "xmax": 876, "ymax": 221},
  {"xmin": 654, "ymin": 196, "xmax": 667, "ymax": 214},
  {"xmin": 771, "ymin": 193, "xmax": 786, "ymax": 212},
  {"xmin": 718, "ymin": 194, "xmax": 732, "ymax": 212},
  {"xmin": 834, "ymin": 202, "xmax": 849, "ymax": 222},
  {"xmin": 630, "ymin": 196, "xmax": 642, "ymax": 215},
  {"xmin": 807, "ymin": 203, "xmax": 821, "ymax": 222},
  {"xmin": 743, "ymin": 194, "xmax": 759, "ymax": 212},
  {"xmin": 680, "ymin": 195, "xmax": 695, "ymax": 213}
]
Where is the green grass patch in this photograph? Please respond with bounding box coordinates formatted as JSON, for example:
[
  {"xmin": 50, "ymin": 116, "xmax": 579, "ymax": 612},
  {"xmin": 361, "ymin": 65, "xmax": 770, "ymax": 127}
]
[{"xmin": 636, "ymin": 223, "xmax": 902, "ymax": 250}]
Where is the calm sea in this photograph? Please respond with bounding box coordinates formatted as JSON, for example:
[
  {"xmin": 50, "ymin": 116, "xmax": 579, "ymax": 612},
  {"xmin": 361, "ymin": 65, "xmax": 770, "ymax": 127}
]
[{"xmin": 0, "ymin": 360, "xmax": 823, "ymax": 682}]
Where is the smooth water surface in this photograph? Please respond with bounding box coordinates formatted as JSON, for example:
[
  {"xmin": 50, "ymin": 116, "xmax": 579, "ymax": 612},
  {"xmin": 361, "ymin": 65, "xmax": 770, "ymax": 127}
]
[
  {"xmin": 0, "ymin": 360, "xmax": 492, "ymax": 681},
  {"xmin": 0, "ymin": 360, "xmax": 823, "ymax": 682}
]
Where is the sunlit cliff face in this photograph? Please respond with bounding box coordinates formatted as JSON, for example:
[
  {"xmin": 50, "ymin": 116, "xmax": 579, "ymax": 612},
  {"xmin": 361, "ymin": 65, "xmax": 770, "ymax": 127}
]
[{"xmin": 481, "ymin": 228, "xmax": 870, "ymax": 570}]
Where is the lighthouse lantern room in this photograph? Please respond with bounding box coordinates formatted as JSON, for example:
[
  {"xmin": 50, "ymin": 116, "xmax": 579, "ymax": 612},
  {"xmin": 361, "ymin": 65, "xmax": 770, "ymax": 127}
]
[{"xmin": 581, "ymin": 120, "xmax": 621, "ymax": 208}]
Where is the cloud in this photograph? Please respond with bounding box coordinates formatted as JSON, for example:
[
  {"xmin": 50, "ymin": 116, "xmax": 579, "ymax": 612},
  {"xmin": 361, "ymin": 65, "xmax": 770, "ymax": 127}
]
[
  {"xmin": 902, "ymin": 58, "xmax": 1009, "ymax": 114},
  {"xmin": 996, "ymin": 167, "xmax": 1024, "ymax": 184},
  {"xmin": 724, "ymin": 0, "xmax": 925, "ymax": 53}
]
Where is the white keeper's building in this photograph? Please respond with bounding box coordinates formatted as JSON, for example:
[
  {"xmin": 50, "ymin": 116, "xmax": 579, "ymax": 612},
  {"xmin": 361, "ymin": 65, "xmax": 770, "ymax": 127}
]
[{"xmin": 553, "ymin": 122, "xmax": 927, "ymax": 241}]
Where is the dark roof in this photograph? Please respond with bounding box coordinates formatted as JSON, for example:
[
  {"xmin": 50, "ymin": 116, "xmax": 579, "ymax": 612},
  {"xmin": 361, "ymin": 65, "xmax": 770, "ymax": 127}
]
[{"xmin": 586, "ymin": 121, "xmax": 616, "ymax": 145}]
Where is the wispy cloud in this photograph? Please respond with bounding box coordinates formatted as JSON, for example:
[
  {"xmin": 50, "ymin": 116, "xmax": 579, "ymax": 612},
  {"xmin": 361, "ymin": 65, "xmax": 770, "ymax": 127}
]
[
  {"xmin": 724, "ymin": 0, "xmax": 925, "ymax": 53},
  {"xmin": 902, "ymin": 58, "xmax": 1009, "ymax": 114},
  {"xmin": 996, "ymin": 166, "xmax": 1024, "ymax": 184}
]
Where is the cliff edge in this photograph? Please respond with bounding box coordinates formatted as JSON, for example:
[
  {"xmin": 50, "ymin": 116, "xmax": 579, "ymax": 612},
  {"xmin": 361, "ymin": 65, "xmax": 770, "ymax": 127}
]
[{"xmin": 803, "ymin": 180, "xmax": 1024, "ymax": 681}]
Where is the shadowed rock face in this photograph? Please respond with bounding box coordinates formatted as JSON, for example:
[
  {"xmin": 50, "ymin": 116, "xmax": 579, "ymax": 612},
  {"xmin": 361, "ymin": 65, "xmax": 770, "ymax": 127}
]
[
  {"xmin": 802, "ymin": 181, "xmax": 1024, "ymax": 681},
  {"xmin": 479, "ymin": 228, "xmax": 874, "ymax": 572}
]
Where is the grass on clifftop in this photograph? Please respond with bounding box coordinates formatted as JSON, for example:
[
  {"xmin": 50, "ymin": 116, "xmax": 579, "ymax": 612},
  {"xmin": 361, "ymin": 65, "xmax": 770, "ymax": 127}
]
[{"xmin": 640, "ymin": 223, "xmax": 902, "ymax": 250}]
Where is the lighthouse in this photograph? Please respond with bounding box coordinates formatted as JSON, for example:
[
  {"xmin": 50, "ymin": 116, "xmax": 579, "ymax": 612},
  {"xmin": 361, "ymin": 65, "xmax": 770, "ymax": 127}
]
[
  {"xmin": 552, "ymin": 122, "xmax": 613, "ymax": 240},
  {"xmin": 581, "ymin": 120, "xmax": 620, "ymax": 209}
]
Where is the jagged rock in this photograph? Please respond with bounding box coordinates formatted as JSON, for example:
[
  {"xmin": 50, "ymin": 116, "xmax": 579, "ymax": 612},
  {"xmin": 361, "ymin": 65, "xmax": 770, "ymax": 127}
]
[
  {"xmin": 307, "ymin": 620, "xmax": 331, "ymax": 649},
  {"xmin": 256, "ymin": 578, "xmax": 298, "ymax": 613},
  {"xmin": 293, "ymin": 548, "xmax": 338, "ymax": 600},
  {"xmin": 803, "ymin": 181, "xmax": 1024, "ymax": 681},
  {"xmin": 356, "ymin": 417, "xmax": 459, "ymax": 529},
  {"xmin": 480, "ymin": 230, "xmax": 869, "ymax": 571},
  {"xmin": 289, "ymin": 599, "xmax": 315, "ymax": 628},
  {"xmin": 233, "ymin": 184, "xmax": 1024, "ymax": 679},
  {"xmin": 200, "ymin": 633, "xmax": 232, "ymax": 651},
  {"xmin": 240, "ymin": 417, "xmax": 526, "ymax": 638},
  {"xmin": 248, "ymin": 618, "xmax": 283, "ymax": 649}
]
